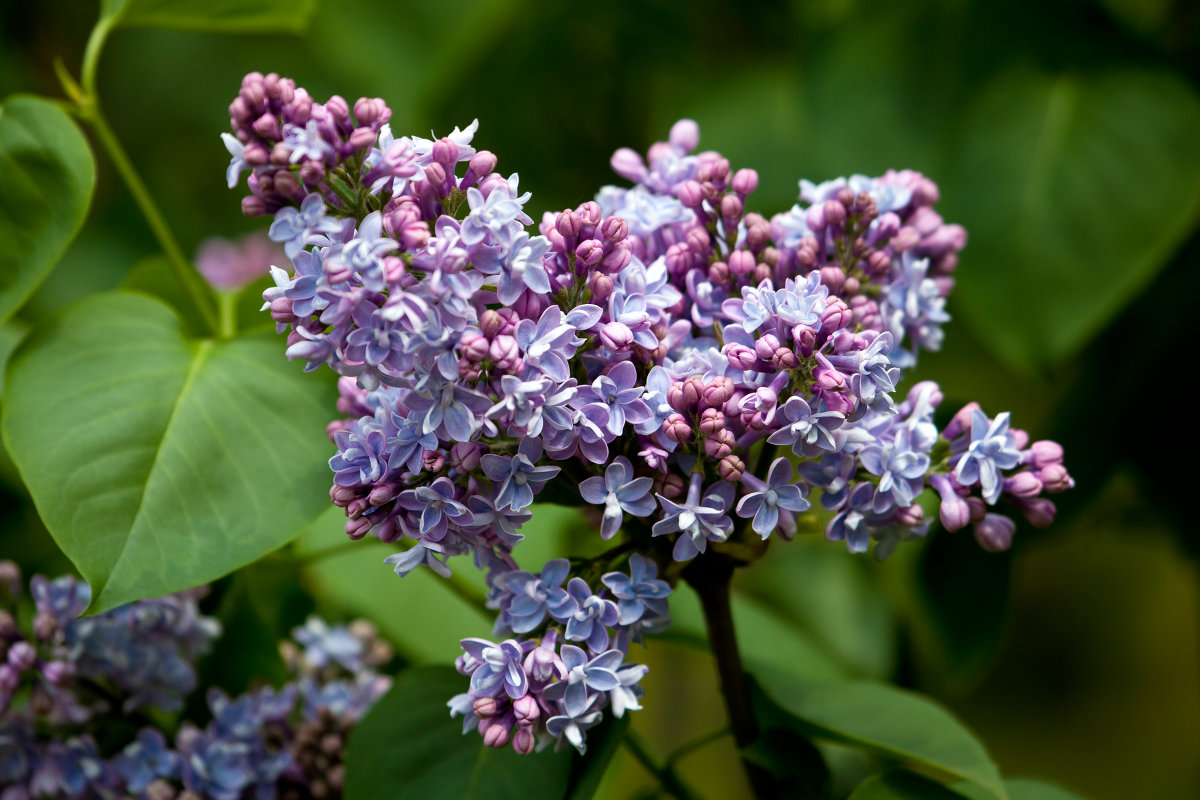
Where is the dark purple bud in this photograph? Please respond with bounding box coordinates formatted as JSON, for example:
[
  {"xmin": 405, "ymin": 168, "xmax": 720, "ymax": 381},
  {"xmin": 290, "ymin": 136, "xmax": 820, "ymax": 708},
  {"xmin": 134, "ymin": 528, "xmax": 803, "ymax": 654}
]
[
  {"xmin": 43, "ymin": 660, "xmax": 75, "ymax": 686},
  {"xmin": 654, "ymin": 472, "xmax": 686, "ymax": 499},
  {"xmin": 1003, "ymin": 472, "xmax": 1043, "ymax": 498},
  {"xmin": 974, "ymin": 514, "xmax": 1015, "ymax": 552},
  {"xmin": 423, "ymin": 450, "xmax": 445, "ymax": 473},
  {"xmin": 33, "ymin": 612, "xmax": 57, "ymax": 641},
  {"xmin": 345, "ymin": 516, "xmax": 372, "ymax": 540},
  {"xmin": 576, "ymin": 239, "xmax": 604, "ymax": 267},
  {"xmin": 7, "ymin": 641, "xmax": 35, "ymax": 670},
  {"xmin": 896, "ymin": 503, "xmax": 925, "ymax": 527},
  {"xmin": 0, "ymin": 561, "xmax": 20, "ymax": 598},
  {"xmin": 449, "ymin": 443, "xmax": 483, "ymax": 473},
  {"xmin": 732, "ymin": 168, "xmax": 759, "ymax": 195},
  {"xmin": 717, "ymin": 455, "xmax": 745, "ymax": 481},
  {"xmin": 512, "ymin": 726, "xmax": 536, "ymax": 755},
  {"xmin": 600, "ymin": 216, "xmax": 628, "ymax": 243},
  {"xmin": 1016, "ymin": 497, "xmax": 1056, "ymax": 529},
  {"xmin": 0, "ymin": 665, "xmax": 18, "ymax": 693},
  {"xmin": 966, "ymin": 497, "xmax": 987, "ymax": 524},
  {"xmin": 728, "ymin": 250, "xmax": 755, "ymax": 278},
  {"xmin": 664, "ymin": 414, "xmax": 694, "ymax": 444}
]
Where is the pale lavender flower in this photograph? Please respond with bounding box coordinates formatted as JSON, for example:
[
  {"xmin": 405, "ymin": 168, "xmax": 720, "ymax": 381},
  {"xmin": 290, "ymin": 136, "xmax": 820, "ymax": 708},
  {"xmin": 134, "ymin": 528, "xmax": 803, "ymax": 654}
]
[
  {"xmin": 653, "ymin": 474, "xmax": 735, "ymax": 561},
  {"xmin": 459, "ymin": 638, "xmax": 529, "ymax": 699},
  {"xmin": 268, "ymin": 194, "xmax": 341, "ymax": 259},
  {"xmin": 736, "ymin": 458, "xmax": 812, "ymax": 539},
  {"xmin": 954, "ymin": 409, "xmax": 1022, "ymax": 504},
  {"xmin": 559, "ymin": 579, "xmax": 619, "ymax": 651},
  {"xmin": 397, "ymin": 477, "xmax": 472, "ymax": 540},
  {"xmin": 575, "ymin": 362, "xmax": 652, "ymax": 437},
  {"xmin": 542, "ymin": 646, "xmax": 622, "ymax": 718},
  {"xmin": 480, "ymin": 437, "xmax": 561, "ymax": 511},
  {"xmin": 601, "ymin": 554, "xmax": 671, "ymax": 626},
  {"xmin": 493, "ymin": 559, "xmax": 572, "ymax": 634},
  {"xmin": 767, "ymin": 396, "xmax": 845, "ymax": 456},
  {"xmin": 578, "ymin": 457, "xmax": 655, "ymax": 539}
]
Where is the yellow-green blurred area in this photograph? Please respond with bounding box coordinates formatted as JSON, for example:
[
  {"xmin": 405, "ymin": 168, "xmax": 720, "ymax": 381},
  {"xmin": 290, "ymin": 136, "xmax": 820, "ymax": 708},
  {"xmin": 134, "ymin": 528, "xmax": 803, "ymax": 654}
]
[{"xmin": 2, "ymin": 0, "xmax": 1199, "ymax": 797}]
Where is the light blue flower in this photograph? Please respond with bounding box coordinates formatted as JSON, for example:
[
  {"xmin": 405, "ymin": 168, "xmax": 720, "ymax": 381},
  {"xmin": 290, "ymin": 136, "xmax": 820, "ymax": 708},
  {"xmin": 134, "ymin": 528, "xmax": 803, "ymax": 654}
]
[
  {"xmin": 579, "ymin": 457, "xmax": 656, "ymax": 540},
  {"xmin": 954, "ymin": 409, "xmax": 1022, "ymax": 504}
]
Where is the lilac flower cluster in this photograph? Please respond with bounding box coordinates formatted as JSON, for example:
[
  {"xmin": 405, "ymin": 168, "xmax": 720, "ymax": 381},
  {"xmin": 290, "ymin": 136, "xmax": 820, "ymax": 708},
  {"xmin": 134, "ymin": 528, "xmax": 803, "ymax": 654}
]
[
  {"xmin": 0, "ymin": 563, "xmax": 390, "ymax": 800},
  {"xmin": 447, "ymin": 554, "xmax": 667, "ymax": 755},
  {"xmin": 224, "ymin": 83, "xmax": 1073, "ymax": 755}
]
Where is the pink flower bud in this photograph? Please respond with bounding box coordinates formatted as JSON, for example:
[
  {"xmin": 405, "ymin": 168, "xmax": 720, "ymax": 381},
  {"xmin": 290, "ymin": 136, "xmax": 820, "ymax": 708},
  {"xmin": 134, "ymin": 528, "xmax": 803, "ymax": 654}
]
[
  {"xmin": 576, "ymin": 239, "xmax": 604, "ymax": 267},
  {"xmin": 966, "ymin": 497, "xmax": 987, "ymax": 524},
  {"xmin": 7, "ymin": 641, "xmax": 35, "ymax": 671},
  {"xmin": 600, "ymin": 216, "xmax": 628, "ymax": 243},
  {"xmin": 1003, "ymin": 471, "xmax": 1043, "ymax": 498},
  {"xmin": 654, "ymin": 472, "xmax": 686, "ymax": 499},
  {"xmin": 669, "ymin": 118, "xmax": 700, "ymax": 151},
  {"xmin": 1028, "ymin": 440, "xmax": 1063, "ymax": 467},
  {"xmin": 678, "ymin": 180, "xmax": 704, "ymax": 208},
  {"xmin": 423, "ymin": 450, "xmax": 445, "ymax": 473},
  {"xmin": 702, "ymin": 377, "xmax": 735, "ymax": 407},
  {"xmin": 1038, "ymin": 464, "xmax": 1074, "ymax": 494},
  {"xmin": 348, "ymin": 126, "xmax": 378, "ymax": 151},
  {"xmin": 939, "ymin": 493, "xmax": 970, "ymax": 533},
  {"xmin": 481, "ymin": 719, "xmax": 511, "ymax": 749},
  {"xmin": 686, "ymin": 227, "xmax": 711, "ymax": 254},
  {"xmin": 728, "ymin": 250, "xmax": 755, "ymax": 278},
  {"xmin": 43, "ymin": 660, "xmax": 75, "ymax": 686},
  {"xmin": 512, "ymin": 695, "xmax": 540, "ymax": 724},
  {"xmin": 556, "ymin": 209, "xmax": 581, "ymax": 240},
  {"xmin": 588, "ymin": 271, "xmax": 614, "ymax": 303},
  {"xmin": 367, "ymin": 482, "xmax": 399, "ymax": 506},
  {"xmin": 866, "ymin": 250, "xmax": 891, "ymax": 277},
  {"xmin": 732, "ymin": 168, "xmax": 759, "ymax": 195},
  {"xmin": 772, "ymin": 346, "xmax": 799, "ymax": 370},
  {"xmin": 699, "ymin": 407, "xmax": 725, "ymax": 436},
  {"xmin": 683, "ymin": 377, "xmax": 704, "ymax": 409},
  {"xmin": 489, "ymin": 335, "xmax": 520, "ymax": 370},
  {"xmin": 512, "ymin": 726, "xmax": 536, "ymax": 755},
  {"xmin": 896, "ymin": 503, "xmax": 925, "ymax": 527},
  {"xmin": 345, "ymin": 516, "xmax": 372, "ymax": 540},
  {"xmin": 599, "ymin": 322, "xmax": 634, "ymax": 351},
  {"xmin": 473, "ymin": 696, "xmax": 499, "ymax": 718},
  {"xmin": 792, "ymin": 325, "xmax": 817, "ymax": 357},
  {"xmin": 708, "ymin": 261, "xmax": 731, "ymax": 285},
  {"xmin": 755, "ymin": 333, "xmax": 781, "ymax": 361},
  {"xmin": 353, "ymin": 97, "xmax": 390, "ymax": 126},
  {"xmin": 717, "ymin": 455, "xmax": 745, "ymax": 481},
  {"xmin": 943, "ymin": 402, "xmax": 982, "ymax": 441},
  {"xmin": 469, "ymin": 150, "xmax": 498, "ymax": 179},
  {"xmin": 601, "ymin": 245, "xmax": 631, "ymax": 274},
  {"xmin": 664, "ymin": 414, "xmax": 694, "ymax": 444},
  {"xmin": 721, "ymin": 194, "xmax": 743, "ymax": 220}
]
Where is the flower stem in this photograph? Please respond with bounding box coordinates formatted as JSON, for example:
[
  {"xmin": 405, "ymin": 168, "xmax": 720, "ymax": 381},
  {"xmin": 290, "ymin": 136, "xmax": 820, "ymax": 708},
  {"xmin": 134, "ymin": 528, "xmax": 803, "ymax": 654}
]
[
  {"xmin": 622, "ymin": 727, "xmax": 700, "ymax": 800},
  {"xmin": 684, "ymin": 554, "xmax": 776, "ymax": 798},
  {"xmin": 83, "ymin": 109, "xmax": 220, "ymax": 335}
]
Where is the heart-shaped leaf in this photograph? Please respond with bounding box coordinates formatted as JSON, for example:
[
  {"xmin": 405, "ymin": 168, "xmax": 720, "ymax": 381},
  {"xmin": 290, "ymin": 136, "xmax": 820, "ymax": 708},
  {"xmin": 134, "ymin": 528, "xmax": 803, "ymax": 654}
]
[
  {"xmin": 753, "ymin": 673, "xmax": 1006, "ymax": 800},
  {"xmin": 0, "ymin": 96, "xmax": 95, "ymax": 325},
  {"xmin": 344, "ymin": 666, "xmax": 592, "ymax": 800},
  {"xmin": 2, "ymin": 290, "xmax": 336, "ymax": 612},
  {"xmin": 946, "ymin": 68, "xmax": 1200, "ymax": 370}
]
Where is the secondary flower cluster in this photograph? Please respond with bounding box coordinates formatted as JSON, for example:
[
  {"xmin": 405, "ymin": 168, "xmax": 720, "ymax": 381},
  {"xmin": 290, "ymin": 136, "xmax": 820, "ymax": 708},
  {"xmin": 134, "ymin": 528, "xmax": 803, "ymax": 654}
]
[
  {"xmin": 0, "ymin": 562, "xmax": 390, "ymax": 799},
  {"xmin": 224, "ymin": 76, "xmax": 1073, "ymax": 755}
]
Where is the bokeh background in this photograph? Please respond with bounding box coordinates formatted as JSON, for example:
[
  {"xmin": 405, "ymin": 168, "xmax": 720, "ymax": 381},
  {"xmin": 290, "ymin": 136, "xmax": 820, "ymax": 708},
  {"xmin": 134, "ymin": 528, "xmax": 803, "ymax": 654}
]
[{"xmin": 2, "ymin": 0, "xmax": 1198, "ymax": 797}]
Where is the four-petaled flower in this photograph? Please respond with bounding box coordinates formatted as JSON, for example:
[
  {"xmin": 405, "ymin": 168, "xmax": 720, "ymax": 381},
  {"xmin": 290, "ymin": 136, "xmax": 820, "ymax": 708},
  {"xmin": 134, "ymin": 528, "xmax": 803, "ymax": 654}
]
[
  {"xmin": 579, "ymin": 457, "xmax": 656, "ymax": 540},
  {"xmin": 736, "ymin": 457, "xmax": 812, "ymax": 539}
]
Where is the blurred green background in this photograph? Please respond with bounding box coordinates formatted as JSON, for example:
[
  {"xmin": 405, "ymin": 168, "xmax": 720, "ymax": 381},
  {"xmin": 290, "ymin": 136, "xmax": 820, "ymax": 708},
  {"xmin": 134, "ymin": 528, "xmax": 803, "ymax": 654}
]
[{"xmin": 1, "ymin": 0, "xmax": 1198, "ymax": 797}]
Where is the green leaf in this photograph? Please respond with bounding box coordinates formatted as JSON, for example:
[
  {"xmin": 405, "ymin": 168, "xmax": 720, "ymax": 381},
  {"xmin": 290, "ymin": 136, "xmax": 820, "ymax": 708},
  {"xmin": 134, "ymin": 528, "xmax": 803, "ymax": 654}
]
[
  {"xmin": 343, "ymin": 666, "xmax": 575, "ymax": 800},
  {"xmin": 103, "ymin": 0, "xmax": 316, "ymax": 34},
  {"xmin": 753, "ymin": 673, "xmax": 1006, "ymax": 800},
  {"xmin": 1, "ymin": 290, "xmax": 336, "ymax": 612},
  {"xmin": 946, "ymin": 67, "xmax": 1200, "ymax": 370},
  {"xmin": 0, "ymin": 95, "xmax": 95, "ymax": 325},
  {"xmin": 1003, "ymin": 778, "xmax": 1089, "ymax": 800},
  {"xmin": 850, "ymin": 771, "xmax": 975, "ymax": 800},
  {"xmin": 563, "ymin": 716, "xmax": 629, "ymax": 800}
]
